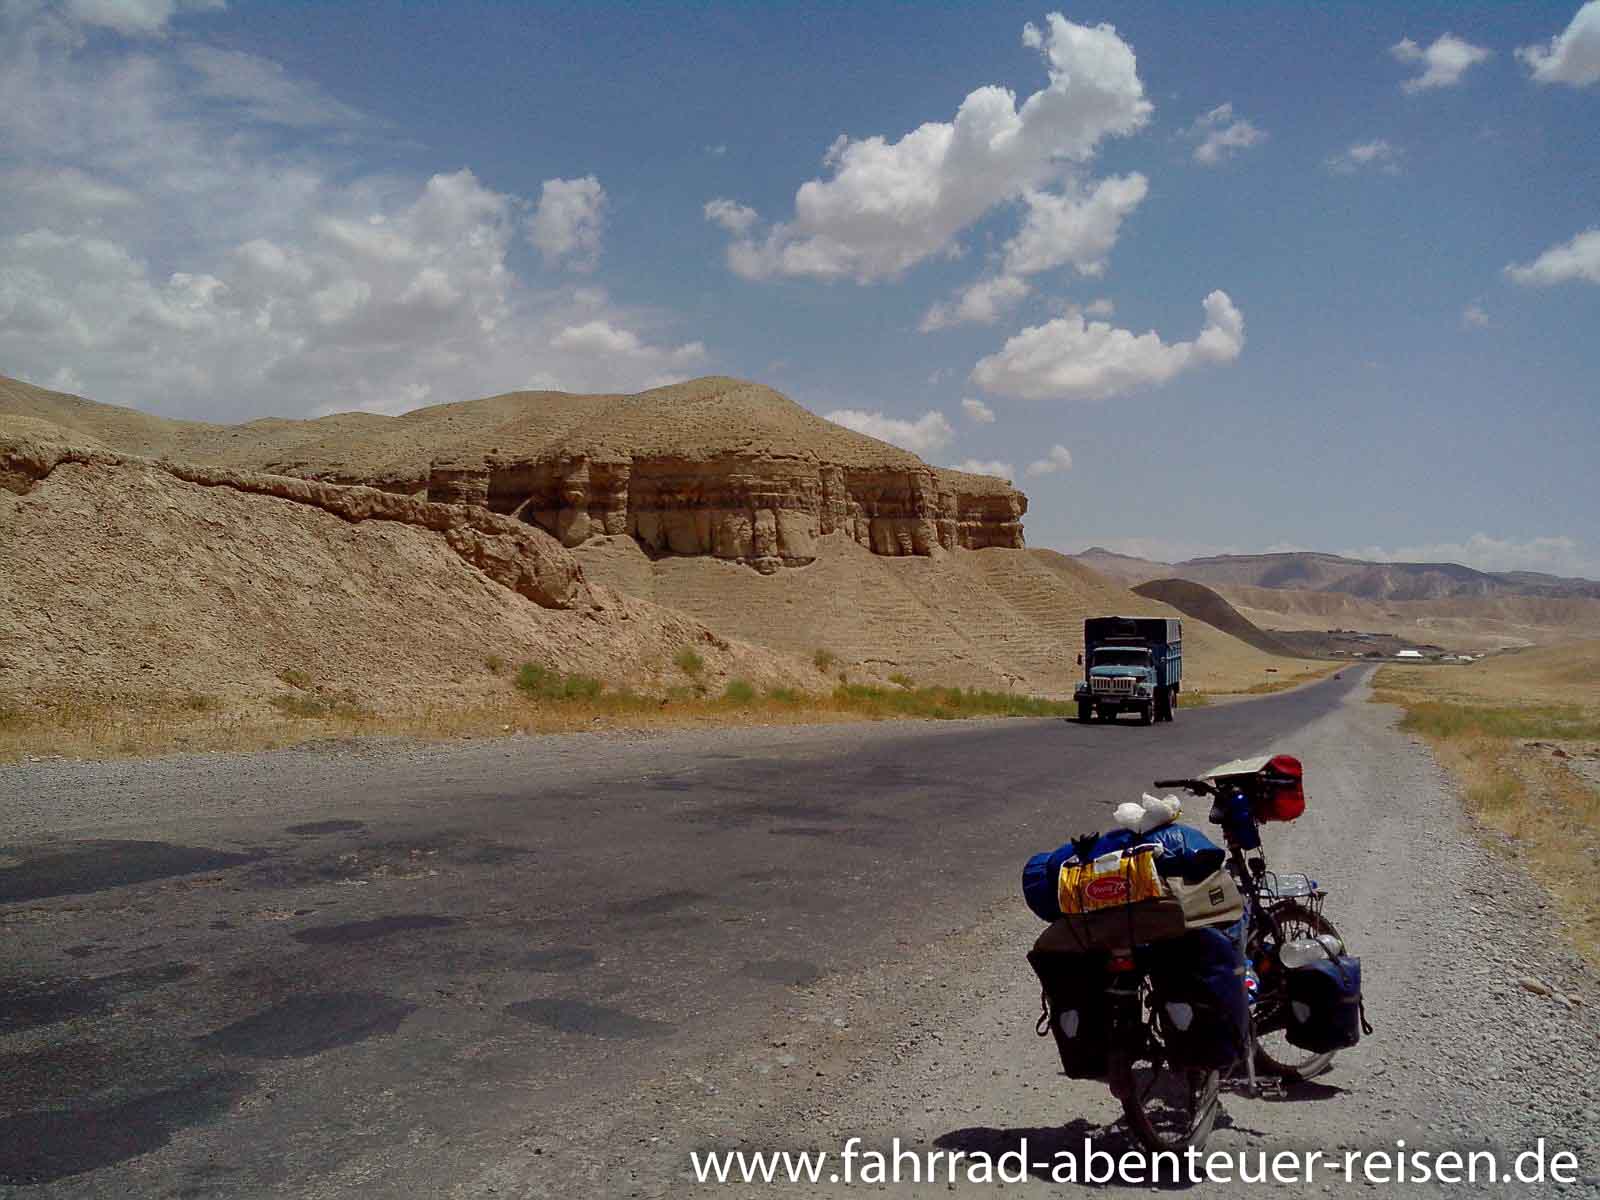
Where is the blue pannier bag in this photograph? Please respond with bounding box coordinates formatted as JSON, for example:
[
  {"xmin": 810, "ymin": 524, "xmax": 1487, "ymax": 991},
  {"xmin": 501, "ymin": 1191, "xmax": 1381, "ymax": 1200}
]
[
  {"xmin": 1022, "ymin": 823, "xmax": 1227, "ymax": 922},
  {"xmin": 1285, "ymin": 954, "xmax": 1365, "ymax": 1053},
  {"xmin": 1145, "ymin": 925, "xmax": 1249, "ymax": 1070}
]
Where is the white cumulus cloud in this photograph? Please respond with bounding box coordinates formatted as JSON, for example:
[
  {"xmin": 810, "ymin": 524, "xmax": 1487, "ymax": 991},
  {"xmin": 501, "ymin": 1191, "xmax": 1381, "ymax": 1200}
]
[
  {"xmin": 0, "ymin": 8, "xmax": 711, "ymax": 417},
  {"xmin": 715, "ymin": 12, "xmax": 1151, "ymax": 284},
  {"xmin": 1461, "ymin": 303, "xmax": 1491, "ymax": 329},
  {"xmin": 1505, "ymin": 228, "xmax": 1600, "ymax": 285},
  {"xmin": 529, "ymin": 176, "xmax": 607, "ymax": 271},
  {"xmin": 960, "ymin": 397, "xmax": 996, "ymax": 424},
  {"xmin": 1389, "ymin": 33, "xmax": 1492, "ymax": 92},
  {"xmin": 1517, "ymin": 1, "xmax": 1600, "ymax": 86},
  {"xmin": 1325, "ymin": 139, "xmax": 1403, "ymax": 174},
  {"xmin": 921, "ymin": 275, "xmax": 1032, "ymax": 331},
  {"xmin": 703, "ymin": 198, "xmax": 759, "ymax": 236},
  {"xmin": 57, "ymin": 0, "xmax": 223, "ymax": 36},
  {"xmin": 1025, "ymin": 443, "xmax": 1073, "ymax": 476},
  {"xmin": 971, "ymin": 290, "xmax": 1244, "ymax": 401},
  {"xmin": 1187, "ymin": 102, "xmax": 1267, "ymax": 165},
  {"xmin": 949, "ymin": 457, "xmax": 1016, "ymax": 481},
  {"xmin": 920, "ymin": 172, "xmax": 1146, "ymax": 332},
  {"xmin": 823, "ymin": 408, "xmax": 955, "ymax": 454},
  {"xmin": 1003, "ymin": 173, "xmax": 1149, "ymax": 277},
  {"xmin": 178, "ymin": 45, "xmax": 370, "ymax": 129}
]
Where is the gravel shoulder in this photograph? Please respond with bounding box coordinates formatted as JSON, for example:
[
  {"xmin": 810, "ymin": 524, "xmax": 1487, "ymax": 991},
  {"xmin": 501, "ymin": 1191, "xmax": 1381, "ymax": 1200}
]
[{"xmin": 464, "ymin": 676, "xmax": 1600, "ymax": 1197}]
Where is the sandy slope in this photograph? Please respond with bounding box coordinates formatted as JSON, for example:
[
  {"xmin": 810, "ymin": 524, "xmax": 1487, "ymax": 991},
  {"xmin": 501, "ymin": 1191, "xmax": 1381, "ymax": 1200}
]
[{"xmin": 571, "ymin": 537, "xmax": 1309, "ymax": 698}]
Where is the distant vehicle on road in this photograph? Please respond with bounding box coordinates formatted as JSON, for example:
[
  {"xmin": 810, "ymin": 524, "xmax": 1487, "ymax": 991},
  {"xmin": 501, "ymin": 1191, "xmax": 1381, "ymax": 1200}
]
[{"xmin": 1075, "ymin": 616, "xmax": 1182, "ymax": 726}]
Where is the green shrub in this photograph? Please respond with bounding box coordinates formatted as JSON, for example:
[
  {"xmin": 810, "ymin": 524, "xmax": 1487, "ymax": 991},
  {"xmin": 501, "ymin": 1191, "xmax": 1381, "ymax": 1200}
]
[
  {"xmin": 515, "ymin": 663, "xmax": 561, "ymax": 699},
  {"xmin": 674, "ymin": 647, "xmax": 705, "ymax": 678},
  {"xmin": 888, "ymin": 672, "xmax": 915, "ymax": 688},
  {"xmin": 830, "ymin": 682, "xmax": 1075, "ymax": 721},
  {"xmin": 813, "ymin": 648, "xmax": 836, "ymax": 673},
  {"xmin": 765, "ymin": 687, "xmax": 803, "ymax": 706},
  {"xmin": 182, "ymin": 694, "xmax": 220, "ymax": 713},
  {"xmin": 484, "ymin": 654, "xmax": 506, "ymax": 675},
  {"xmin": 723, "ymin": 679, "xmax": 756, "ymax": 705},
  {"xmin": 270, "ymin": 694, "xmax": 331, "ymax": 718},
  {"xmin": 515, "ymin": 663, "xmax": 604, "ymax": 703},
  {"xmin": 561, "ymin": 673, "xmax": 604, "ymax": 702},
  {"xmin": 278, "ymin": 667, "xmax": 313, "ymax": 691}
]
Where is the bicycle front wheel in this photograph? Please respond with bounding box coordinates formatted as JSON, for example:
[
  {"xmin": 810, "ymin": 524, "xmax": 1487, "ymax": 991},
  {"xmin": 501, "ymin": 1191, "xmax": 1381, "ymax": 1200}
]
[{"xmin": 1253, "ymin": 900, "xmax": 1342, "ymax": 1081}]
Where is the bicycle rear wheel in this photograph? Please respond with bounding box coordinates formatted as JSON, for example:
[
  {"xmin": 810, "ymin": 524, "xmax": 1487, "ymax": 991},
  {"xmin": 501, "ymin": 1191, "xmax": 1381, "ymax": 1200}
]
[{"xmin": 1114, "ymin": 1051, "xmax": 1221, "ymax": 1151}]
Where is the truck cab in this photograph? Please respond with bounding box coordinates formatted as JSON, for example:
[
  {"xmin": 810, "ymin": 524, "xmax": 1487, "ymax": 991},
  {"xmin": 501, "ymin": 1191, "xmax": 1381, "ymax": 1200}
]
[{"xmin": 1074, "ymin": 616, "xmax": 1182, "ymax": 726}]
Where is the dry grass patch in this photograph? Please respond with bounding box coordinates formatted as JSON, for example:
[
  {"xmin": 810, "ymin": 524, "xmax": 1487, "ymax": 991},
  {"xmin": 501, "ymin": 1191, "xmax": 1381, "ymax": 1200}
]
[
  {"xmin": 0, "ymin": 670, "xmax": 1083, "ymax": 765},
  {"xmin": 1374, "ymin": 654, "xmax": 1600, "ymax": 965}
]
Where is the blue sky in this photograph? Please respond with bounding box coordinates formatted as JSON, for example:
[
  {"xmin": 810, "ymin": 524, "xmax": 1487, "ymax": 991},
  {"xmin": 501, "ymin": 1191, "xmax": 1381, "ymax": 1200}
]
[{"xmin": 2, "ymin": 1, "xmax": 1597, "ymax": 576}]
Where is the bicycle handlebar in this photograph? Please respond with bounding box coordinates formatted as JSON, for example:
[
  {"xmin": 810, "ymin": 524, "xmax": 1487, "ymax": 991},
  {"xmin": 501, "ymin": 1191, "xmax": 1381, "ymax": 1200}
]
[{"xmin": 1152, "ymin": 777, "xmax": 1217, "ymax": 796}]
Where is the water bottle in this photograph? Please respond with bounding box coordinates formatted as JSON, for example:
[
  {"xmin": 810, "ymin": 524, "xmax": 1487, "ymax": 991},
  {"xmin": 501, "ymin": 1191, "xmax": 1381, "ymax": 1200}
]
[{"xmin": 1278, "ymin": 937, "xmax": 1327, "ymax": 969}]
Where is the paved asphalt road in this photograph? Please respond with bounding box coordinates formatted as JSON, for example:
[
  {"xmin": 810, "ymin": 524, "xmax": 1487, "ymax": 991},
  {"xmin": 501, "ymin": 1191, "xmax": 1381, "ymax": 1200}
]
[{"xmin": 0, "ymin": 671, "xmax": 1363, "ymax": 1196}]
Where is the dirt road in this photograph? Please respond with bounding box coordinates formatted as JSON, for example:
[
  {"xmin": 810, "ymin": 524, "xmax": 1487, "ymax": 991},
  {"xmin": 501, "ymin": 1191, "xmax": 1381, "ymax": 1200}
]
[{"xmin": 3, "ymin": 672, "xmax": 1595, "ymax": 1196}]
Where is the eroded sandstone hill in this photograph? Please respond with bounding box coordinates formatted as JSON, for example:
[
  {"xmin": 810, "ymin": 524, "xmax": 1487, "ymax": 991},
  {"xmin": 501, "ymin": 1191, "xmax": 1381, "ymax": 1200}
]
[
  {"xmin": 0, "ymin": 375, "xmax": 1025, "ymax": 573},
  {"xmin": 0, "ymin": 414, "xmax": 816, "ymax": 705}
]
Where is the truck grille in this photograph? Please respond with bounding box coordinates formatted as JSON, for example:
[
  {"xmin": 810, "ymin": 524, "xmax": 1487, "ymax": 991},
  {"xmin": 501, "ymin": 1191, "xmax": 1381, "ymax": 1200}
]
[{"xmin": 1091, "ymin": 677, "xmax": 1136, "ymax": 694}]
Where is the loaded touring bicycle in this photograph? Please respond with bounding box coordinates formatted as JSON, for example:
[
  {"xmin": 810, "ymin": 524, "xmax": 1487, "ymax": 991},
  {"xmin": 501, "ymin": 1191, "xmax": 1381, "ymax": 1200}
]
[{"xmin": 1023, "ymin": 754, "xmax": 1369, "ymax": 1151}]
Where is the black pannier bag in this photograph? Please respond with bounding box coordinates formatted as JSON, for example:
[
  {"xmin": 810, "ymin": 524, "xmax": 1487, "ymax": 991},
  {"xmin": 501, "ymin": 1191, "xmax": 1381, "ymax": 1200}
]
[
  {"xmin": 1027, "ymin": 947, "xmax": 1109, "ymax": 1080},
  {"xmin": 1146, "ymin": 926, "xmax": 1249, "ymax": 1070},
  {"xmin": 1285, "ymin": 954, "xmax": 1365, "ymax": 1053}
]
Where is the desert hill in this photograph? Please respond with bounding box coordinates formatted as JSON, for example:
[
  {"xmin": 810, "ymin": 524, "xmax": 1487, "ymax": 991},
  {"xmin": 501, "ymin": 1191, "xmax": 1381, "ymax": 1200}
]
[
  {"xmin": 1073, "ymin": 546, "xmax": 1174, "ymax": 585},
  {"xmin": 1068, "ymin": 545, "xmax": 1599, "ymax": 603},
  {"xmin": 1175, "ymin": 551, "xmax": 1600, "ymax": 602},
  {"xmin": 1216, "ymin": 584, "xmax": 1600, "ymax": 653},
  {"xmin": 0, "ymin": 374, "xmax": 1024, "ymax": 573},
  {"xmin": 2, "ymin": 374, "xmax": 1312, "ymax": 716},
  {"xmin": 0, "ymin": 421, "xmax": 813, "ymax": 708},
  {"xmin": 1066, "ymin": 546, "xmax": 1600, "ymax": 650},
  {"xmin": 1130, "ymin": 579, "xmax": 1300, "ymax": 658}
]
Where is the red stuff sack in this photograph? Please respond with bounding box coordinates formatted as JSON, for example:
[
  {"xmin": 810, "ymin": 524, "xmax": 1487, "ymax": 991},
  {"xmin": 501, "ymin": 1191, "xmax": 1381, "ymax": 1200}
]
[{"xmin": 1252, "ymin": 754, "xmax": 1305, "ymax": 823}]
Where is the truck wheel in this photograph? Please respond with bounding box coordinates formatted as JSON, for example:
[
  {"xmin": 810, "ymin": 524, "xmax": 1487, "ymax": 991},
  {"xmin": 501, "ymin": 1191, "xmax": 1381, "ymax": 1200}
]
[
  {"xmin": 1139, "ymin": 703, "xmax": 1153, "ymax": 726},
  {"xmin": 1078, "ymin": 700, "xmax": 1092, "ymax": 724},
  {"xmin": 1166, "ymin": 688, "xmax": 1178, "ymax": 723}
]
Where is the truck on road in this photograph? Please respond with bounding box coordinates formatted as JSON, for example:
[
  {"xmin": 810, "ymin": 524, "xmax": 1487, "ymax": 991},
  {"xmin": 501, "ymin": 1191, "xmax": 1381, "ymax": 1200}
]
[{"xmin": 1074, "ymin": 616, "xmax": 1182, "ymax": 726}]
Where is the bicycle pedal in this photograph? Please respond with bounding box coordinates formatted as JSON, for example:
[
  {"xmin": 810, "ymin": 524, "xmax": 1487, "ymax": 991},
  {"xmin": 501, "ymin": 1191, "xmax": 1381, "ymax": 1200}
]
[{"xmin": 1254, "ymin": 1078, "xmax": 1288, "ymax": 1098}]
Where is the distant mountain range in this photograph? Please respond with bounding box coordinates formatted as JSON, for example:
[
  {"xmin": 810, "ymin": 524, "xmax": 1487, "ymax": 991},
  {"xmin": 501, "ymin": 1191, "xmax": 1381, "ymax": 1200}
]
[{"xmin": 1074, "ymin": 548, "xmax": 1600, "ymax": 603}]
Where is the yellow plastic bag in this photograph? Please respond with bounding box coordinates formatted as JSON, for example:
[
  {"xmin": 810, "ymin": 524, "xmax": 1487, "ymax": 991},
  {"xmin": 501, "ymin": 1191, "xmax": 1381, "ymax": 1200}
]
[{"xmin": 1058, "ymin": 847, "xmax": 1167, "ymax": 915}]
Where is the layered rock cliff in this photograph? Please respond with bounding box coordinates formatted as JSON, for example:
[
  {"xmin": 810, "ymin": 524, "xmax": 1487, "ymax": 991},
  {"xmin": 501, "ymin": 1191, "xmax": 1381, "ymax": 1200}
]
[
  {"xmin": 428, "ymin": 454, "xmax": 1022, "ymax": 573},
  {"xmin": 0, "ymin": 375, "xmax": 1028, "ymax": 573}
]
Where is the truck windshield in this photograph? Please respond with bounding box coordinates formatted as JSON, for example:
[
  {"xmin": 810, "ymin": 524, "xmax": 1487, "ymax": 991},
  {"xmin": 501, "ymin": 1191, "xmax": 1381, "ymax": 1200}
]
[{"xmin": 1093, "ymin": 649, "xmax": 1151, "ymax": 668}]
